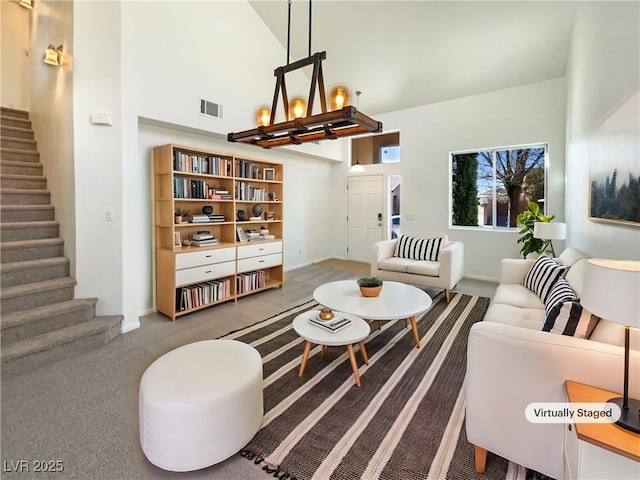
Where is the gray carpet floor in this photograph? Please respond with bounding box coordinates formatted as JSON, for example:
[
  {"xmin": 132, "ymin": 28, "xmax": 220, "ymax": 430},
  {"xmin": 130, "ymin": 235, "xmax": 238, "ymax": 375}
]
[{"xmin": 1, "ymin": 261, "xmax": 496, "ymax": 479}]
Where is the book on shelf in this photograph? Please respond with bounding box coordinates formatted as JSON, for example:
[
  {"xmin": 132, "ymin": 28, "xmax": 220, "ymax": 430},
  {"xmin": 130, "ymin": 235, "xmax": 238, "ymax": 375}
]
[
  {"xmin": 192, "ymin": 235, "xmax": 214, "ymax": 241},
  {"xmin": 192, "ymin": 233, "xmax": 215, "ymax": 241},
  {"xmin": 191, "ymin": 239, "xmax": 219, "ymax": 247},
  {"xmin": 308, "ymin": 315, "xmax": 351, "ymax": 333}
]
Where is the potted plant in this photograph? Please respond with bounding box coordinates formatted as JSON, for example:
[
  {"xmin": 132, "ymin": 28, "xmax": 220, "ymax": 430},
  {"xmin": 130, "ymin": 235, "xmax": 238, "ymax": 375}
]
[
  {"xmin": 516, "ymin": 201, "xmax": 555, "ymax": 258},
  {"xmin": 175, "ymin": 208, "xmax": 190, "ymax": 224},
  {"xmin": 357, "ymin": 276, "xmax": 384, "ymax": 297}
]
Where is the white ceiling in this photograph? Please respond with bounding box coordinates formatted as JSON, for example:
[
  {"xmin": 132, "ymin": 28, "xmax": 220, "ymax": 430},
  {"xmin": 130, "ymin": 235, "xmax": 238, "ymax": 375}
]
[{"xmin": 249, "ymin": 0, "xmax": 579, "ymax": 115}]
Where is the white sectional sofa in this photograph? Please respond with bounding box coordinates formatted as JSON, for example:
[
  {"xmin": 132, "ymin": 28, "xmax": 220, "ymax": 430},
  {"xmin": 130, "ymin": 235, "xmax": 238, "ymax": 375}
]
[
  {"xmin": 371, "ymin": 230, "xmax": 464, "ymax": 302},
  {"xmin": 466, "ymin": 247, "xmax": 640, "ymax": 480}
]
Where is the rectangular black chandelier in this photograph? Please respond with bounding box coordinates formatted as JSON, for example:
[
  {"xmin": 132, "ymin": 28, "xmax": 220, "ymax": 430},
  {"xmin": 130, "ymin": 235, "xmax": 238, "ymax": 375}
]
[{"xmin": 228, "ymin": 51, "xmax": 383, "ymax": 149}]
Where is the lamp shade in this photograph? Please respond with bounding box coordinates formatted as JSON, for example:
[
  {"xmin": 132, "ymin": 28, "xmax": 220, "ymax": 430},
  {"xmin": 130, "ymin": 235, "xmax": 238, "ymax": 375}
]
[
  {"xmin": 581, "ymin": 259, "xmax": 640, "ymax": 327},
  {"xmin": 533, "ymin": 222, "xmax": 566, "ymax": 240}
]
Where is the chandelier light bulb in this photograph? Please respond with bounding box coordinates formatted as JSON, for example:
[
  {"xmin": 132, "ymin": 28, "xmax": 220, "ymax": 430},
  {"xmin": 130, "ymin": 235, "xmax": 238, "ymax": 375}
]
[
  {"xmin": 256, "ymin": 108, "xmax": 271, "ymax": 127},
  {"xmin": 330, "ymin": 86, "xmax": 350, "ymax": 110},
  {"xmin": 289, "ymin": 98, "xmax": 307, "ymax": 120}
]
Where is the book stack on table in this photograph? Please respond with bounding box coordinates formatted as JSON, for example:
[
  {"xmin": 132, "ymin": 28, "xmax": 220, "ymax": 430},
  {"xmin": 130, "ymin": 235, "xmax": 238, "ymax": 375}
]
[{"xmin": 308, "ymin": 315, "xmax": 351, "ymax": 333}]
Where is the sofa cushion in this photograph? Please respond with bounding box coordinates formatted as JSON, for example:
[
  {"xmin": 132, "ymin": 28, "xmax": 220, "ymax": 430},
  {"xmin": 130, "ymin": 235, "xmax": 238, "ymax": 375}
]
[
  {"xmin": 564, "ymin": 257, "xmax": 589, "ymax": 298},
  {"xmin": 406, "ymin": 261, "xmax": 439, "ymax": 276},
  {"xmin": 522, "ymin": 254, "xmax": 569, "ymax": 303},
  {"xmin": 590, "ymin": 319, "xmax": 640, "ymax": 350},
  {"xmin": 493, "ymin": 284, "xmax": 544, "ymax": 310},
  {"xmin": 557, "ymin": 247, "xmax": 589, "ymax": 267},
  {"xmin": 378, "ymin": 257, "xmax": 414, "ymax": 273},
  {"xmin": 544, "ymin": 278, "xmax": 577, "ymax": 316},
  {"xmin": 395, "ymin": 235, "xmax": 442, "ymax": 261},
  {"xmin": 483, "ymin": 303, "xmax": 546, "ymax": 330},
  {"xmin": 542, "ymin": 300, "xmax": 600, "ymax": 338}
]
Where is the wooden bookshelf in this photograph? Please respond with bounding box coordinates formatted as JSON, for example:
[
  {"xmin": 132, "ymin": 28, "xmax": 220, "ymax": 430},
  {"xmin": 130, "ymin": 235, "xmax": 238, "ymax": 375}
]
[{"xmin": 153, "ymin": 144, "xmax": 284, "ymax": 320}]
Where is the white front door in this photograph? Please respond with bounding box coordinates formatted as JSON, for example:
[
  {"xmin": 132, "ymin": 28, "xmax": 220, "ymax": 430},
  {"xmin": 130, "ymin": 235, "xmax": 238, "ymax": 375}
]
[{"xmin": 347, "ymin": 175, "xmax": 384, "ymax": 263}]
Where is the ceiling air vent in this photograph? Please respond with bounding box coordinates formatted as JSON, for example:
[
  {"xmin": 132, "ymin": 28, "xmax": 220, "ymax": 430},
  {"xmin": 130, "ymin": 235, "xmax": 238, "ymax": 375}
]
[{"xmin": 199, "ymin": 98, "xmax": 223, "ymax": 119}]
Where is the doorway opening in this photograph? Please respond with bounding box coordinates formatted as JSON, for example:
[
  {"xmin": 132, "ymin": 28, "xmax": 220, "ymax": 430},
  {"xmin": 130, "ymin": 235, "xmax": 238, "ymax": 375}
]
[{"xmin": 389, "ymin": 175, "xmax": 401, "ymax": 239}]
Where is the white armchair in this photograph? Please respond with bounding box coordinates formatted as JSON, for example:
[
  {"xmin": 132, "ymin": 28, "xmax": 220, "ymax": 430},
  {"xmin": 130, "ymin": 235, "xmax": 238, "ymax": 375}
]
[{"xmin": 371, "ymin": 231, "xmax": 464, "ymax": 302}]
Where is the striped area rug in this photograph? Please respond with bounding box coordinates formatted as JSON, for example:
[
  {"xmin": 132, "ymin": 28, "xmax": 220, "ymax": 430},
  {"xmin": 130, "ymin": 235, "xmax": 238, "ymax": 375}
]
[{"xmin": 222, "ymin": 293, "xmax": 527, "ymax": 480}]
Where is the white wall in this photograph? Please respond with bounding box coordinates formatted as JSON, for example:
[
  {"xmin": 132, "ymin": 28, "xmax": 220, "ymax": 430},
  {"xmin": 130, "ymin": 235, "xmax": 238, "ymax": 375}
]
[
  {"xmin": 565, "ymin": 2, "xmax": 640, "ymax": 260},
  {"xmin": 72, "ymin": 1, "xmax": 125, "ymax": 322},
  {"xmin": 29, "ymin": 0, "xmax": 76, "ymax": 278},
  {"xmin": 1, "ymin": 1, "xmax": 30, "ymax": 110},
  {"xmin": 375, "ymin": 78, "xmax": 567, "ymax": 281}
]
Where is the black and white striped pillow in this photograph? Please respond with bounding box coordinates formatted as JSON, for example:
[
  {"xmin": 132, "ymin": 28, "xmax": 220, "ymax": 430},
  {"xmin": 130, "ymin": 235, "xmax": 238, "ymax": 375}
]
[
  {"xmin": 544, "ymin": 277, "xmax": 576, "ymax": 316},
  {"xmin": 542, "ymin": 300, "xmax": 600, "ymax": 338},
  {"xmin": 394, "ymin": 235, "xmax": 443, "ymax": 261},
  {"xmin": 522, "ymin": 254, "xmax": 569, "ymax": 303}
]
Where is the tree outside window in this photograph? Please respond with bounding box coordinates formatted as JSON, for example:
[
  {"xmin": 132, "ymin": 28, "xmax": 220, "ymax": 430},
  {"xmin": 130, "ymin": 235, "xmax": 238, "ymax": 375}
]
[{"xmin": 451, "ymin": 145, "xmax": 547, "ymax": 228}]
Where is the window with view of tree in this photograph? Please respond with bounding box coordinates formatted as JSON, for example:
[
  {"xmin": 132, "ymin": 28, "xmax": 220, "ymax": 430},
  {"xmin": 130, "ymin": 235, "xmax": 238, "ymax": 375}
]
[{"xmin": 451, "ymin": 145, "xmax": 547, "ymax": 228}]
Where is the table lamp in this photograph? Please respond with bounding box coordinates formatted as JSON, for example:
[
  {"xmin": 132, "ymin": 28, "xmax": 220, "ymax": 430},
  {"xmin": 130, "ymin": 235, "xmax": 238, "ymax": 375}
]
[
  {"xmin": 533, "ymin": 222, "xmax": 566, "ymax": 257},
  {"xmin": 581, "ymin": 259, "xmax": 640, "ymax": 433}
]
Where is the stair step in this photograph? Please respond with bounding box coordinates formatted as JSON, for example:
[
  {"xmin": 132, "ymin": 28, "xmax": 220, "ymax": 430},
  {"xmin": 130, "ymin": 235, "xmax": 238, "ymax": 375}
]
[
  {"xmin": 1, "ymin": 188, "xmax": 51, "ymax": 205},
  {"xmin": 0, "ymin": 148, "xmax": 40, "ymax": 163},
  {"xmin": 0, "ymin": 238, "xmax": 64, "ymax": 263},
  {"xmin": 1, "ymin": 220, "xmax": 59, "ymax": 242},
  {"xmin": 1, "ymin": 125, "xmax": 34, "ymax": 140},
  {"xmin": 1, "ymin": 298, "xmax": 98, "ymax": 345},
  {"xmin": 0, "ymin": 277, "xmax": 76, "ymax": 314},
  {"xmin": 1, "ymin": 256, "xmax": 70, "ymax": 287},
  {"xmin": 0, "ymin": 205, "xmax": 54, "ymax": 222},
  {"xmin": 0, "ymin": 116, "xmax": 31, "ymax": 130},
  {"xmin": 0, "ymin": 174, "xmax": 47, "ymax": 190},
  {"xmin": 1, "ymin": 137, "xmax": 37, "ymax": 151},
  {"xmin": 0, "ymin": 107, "xmax": 29, "ymax": 119},
  {"xmin": 1, "ymin": 315, "xmax": 122, "ymax": 378}
]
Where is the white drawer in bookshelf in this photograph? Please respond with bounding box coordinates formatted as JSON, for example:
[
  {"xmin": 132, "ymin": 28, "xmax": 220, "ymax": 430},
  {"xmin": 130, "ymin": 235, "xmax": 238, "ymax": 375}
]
[
  {"xmin": 176, "ymin": 260, "xmax": 236, "ymax": 287},
  {"xmin": 237, "ymin": 253, "xmax": 282, "ymax": 274},
  {"xmin": 237, "ymin": 241, "xmax": 282, "ymax": 259},
  {"xmin": 175, "ymin": 247, "xmax": 235, "ymax": 270}
]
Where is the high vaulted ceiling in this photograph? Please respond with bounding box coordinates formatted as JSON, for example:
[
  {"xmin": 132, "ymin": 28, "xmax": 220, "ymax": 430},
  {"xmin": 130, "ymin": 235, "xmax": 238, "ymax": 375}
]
[{"xmin": 249, "ymin": 0, "xmax": 579, "ymax": 115}]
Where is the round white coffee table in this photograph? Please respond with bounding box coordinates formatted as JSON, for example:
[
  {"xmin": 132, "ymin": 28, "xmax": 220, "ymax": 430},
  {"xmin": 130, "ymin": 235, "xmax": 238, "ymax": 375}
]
[
  {"xmin": 313, "ymin": 280, "xmax": 432, "ymax": 348},
  {"xmin": 292, "ymin": 310, "xmax": 370, "ymax": 387}
]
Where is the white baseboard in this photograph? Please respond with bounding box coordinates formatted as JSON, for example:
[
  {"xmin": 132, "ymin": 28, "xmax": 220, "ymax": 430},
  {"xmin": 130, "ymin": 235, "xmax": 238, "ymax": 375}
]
[
  {"xmin": 121, "ymin": 318, "xmax": 141, "ymax": 333},
  {"xmin": 285, "ymin": 255, "xmax": 352, "ymax": 272}
]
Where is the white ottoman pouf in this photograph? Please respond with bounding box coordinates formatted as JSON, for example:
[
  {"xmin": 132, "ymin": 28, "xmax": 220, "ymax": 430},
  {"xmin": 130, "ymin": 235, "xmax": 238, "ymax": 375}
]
[{"xmin": 139, "ymin": 339, "xmax": 263, "ymax": 472}]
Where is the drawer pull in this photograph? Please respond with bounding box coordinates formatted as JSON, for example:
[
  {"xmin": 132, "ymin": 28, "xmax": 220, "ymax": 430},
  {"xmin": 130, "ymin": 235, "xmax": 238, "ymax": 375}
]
[
  {"xmin": 258, "ymin": 248, "xmax": 264, "ymax": 251},
  {"xmin": 205, "ymin": 255, "xmax": 212, "ymax": 258},
  {"xmin": 205, "ymin": 270, "xmax": 212, "ymax": 274},
  {"xmin": 259, "ymin": 260, "xmax": 265, "ymax": 263}
]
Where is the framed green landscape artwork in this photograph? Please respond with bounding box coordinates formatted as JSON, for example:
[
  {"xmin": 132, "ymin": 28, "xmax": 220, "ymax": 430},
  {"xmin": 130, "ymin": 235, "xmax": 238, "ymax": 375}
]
[{"xmin": 589, "ymin": 90, "xmax": 640, "ymax": 226}]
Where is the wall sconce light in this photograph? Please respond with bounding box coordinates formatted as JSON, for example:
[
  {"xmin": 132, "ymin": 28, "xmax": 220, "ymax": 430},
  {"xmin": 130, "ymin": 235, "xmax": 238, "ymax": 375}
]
[
  {"xmin": 19, "ymin": 0, "xmax": 33, "ymax": 9},
  {"xmin": 256, "ymin": 108, "xmax": 271, "ymax": 127},
  {"xmin": 44, "ymin": 45, "xmax": 63, "ymax": 66},
  {"xmin": 330, "ymin": 86, "xmax": 350, "ymax": 111}
]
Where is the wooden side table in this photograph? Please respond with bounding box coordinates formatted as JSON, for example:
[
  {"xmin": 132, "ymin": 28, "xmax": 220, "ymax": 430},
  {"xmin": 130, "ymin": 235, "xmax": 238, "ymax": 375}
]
[{"xmin": 564, "ymin": 380, "xmax": 640, "ymax": 480}]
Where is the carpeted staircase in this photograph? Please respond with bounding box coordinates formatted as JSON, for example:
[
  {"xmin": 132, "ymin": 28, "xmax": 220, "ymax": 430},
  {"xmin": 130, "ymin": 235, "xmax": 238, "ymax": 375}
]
[{"xmin": 1, "ymin": 107, "xmax": 122, "ymax": 378}]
